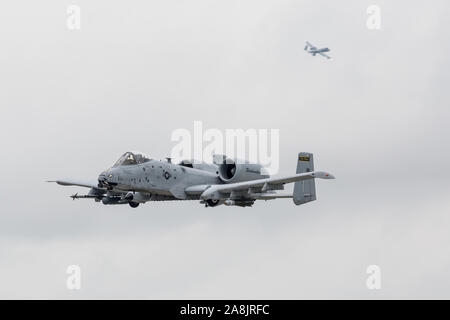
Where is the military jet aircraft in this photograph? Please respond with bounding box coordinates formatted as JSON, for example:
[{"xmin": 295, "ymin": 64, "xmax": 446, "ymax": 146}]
[
  {"xmin": 48, "ymin": 151, "xmax": 334, "ymax": 208},
  {"xmin": 304, "ymin": 41, "xmax": 332, "ymax": 59}
]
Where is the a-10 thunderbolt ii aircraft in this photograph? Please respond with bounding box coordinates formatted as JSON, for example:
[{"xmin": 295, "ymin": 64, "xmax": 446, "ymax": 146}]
[
  {"xmin": 304, "ymin": 41, "xmax": 332, "ymax": 60},
  {"xmin": 49, "ymin": 151, "xmax": 334, "ymax": 208}
]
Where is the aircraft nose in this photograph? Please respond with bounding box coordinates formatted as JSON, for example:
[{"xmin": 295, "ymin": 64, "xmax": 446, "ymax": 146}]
[
  {"xmin": 98, "ymin": 172, "xmax": 108, "ymax": 187},
  {"xmin": 98, "ymin": 170, "xmax": 117, "ymax": 188}
]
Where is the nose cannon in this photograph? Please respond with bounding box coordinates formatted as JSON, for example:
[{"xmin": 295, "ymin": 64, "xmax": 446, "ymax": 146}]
[
  {"xmin": 98, "ymin": 172, "xmax": 107, "ymax": 188},
  {"xmin": 98, "ymin": 170, "xmax": 118, "ymax": 189}
]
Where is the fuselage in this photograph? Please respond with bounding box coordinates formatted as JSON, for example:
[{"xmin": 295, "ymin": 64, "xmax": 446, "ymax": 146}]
[
  {"xmin": 96, "ymin": 152, "xmax": 270, "ymax": 205},
  {"xmin": 308, "ymin": 47, "xmax": 329, "ymax": 54},
  {"xmin": 98, "ymin": 159, "xmax": 221, "ymax": 198}
]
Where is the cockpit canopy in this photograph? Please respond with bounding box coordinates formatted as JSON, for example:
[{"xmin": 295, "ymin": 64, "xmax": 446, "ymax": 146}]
[{"xmin": 113, "ymin": 152, "xmax": 152, "ymax": 167}]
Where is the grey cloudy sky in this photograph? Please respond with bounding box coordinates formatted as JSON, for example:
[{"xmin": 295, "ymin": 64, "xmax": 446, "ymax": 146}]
[{"xmin": 1, "ymin": 0, "xmax": 450, "ymax": 298}]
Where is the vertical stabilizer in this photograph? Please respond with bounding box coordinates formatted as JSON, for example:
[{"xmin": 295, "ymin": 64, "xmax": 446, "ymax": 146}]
[{"xmin": 293, "ymin": 152, "xmax": 317, "ymax": 205}]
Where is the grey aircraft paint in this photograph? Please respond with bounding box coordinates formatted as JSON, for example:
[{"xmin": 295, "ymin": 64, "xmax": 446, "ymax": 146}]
[
  {"xmin": 304, "ymin": 41, "xmax": 332, "ymax": 59},
  {"xmin": 50, "ymin": 151, "xmax": 334, "ymax": 208}
]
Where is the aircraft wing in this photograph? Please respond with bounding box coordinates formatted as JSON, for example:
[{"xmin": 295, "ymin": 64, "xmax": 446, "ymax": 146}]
[
  {"xmin": 319, "ymin": 52, "xmax": 332, "ymax": 59},
  {"xmin": 197, "ymin": 171, "xmax": 334, "ymax": 199},
  {"xmin": 305, "ymin": 41, "xmax": 315, "ymax": 49},
  {"xmin": 47, "ymin": 178, "xmax": 104, "ymax": 190}
]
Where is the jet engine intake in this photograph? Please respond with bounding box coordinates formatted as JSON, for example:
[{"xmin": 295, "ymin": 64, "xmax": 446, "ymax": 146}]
[{"xmin": 214, "ymin": 156, "xmax": 269, "ymax": 183}]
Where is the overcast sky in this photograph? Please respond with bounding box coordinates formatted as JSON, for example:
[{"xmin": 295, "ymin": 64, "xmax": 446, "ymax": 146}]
[{"xmin": 1, "ymin": 0, "xmax": 450, "ymax": 299}]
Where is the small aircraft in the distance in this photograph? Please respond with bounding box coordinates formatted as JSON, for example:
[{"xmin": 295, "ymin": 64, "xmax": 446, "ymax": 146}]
[{"xmin": 304, "ymin": 41, "xmax": 332, "ymax": 60}]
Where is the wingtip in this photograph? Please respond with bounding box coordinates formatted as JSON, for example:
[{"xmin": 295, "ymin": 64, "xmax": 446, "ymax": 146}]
[
  {"xmin": 324, "ymin": 172, "xmax": 335, "ymax": 179},
  {"xmin": 315, "ymin": 171, "xmax": 335, "ymax": 179}
]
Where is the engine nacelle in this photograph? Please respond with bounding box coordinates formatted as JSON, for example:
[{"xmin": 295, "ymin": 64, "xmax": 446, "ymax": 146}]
[{"xmin": 214, "ymin": 155, "xmax": 269, "ymax": 183}]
